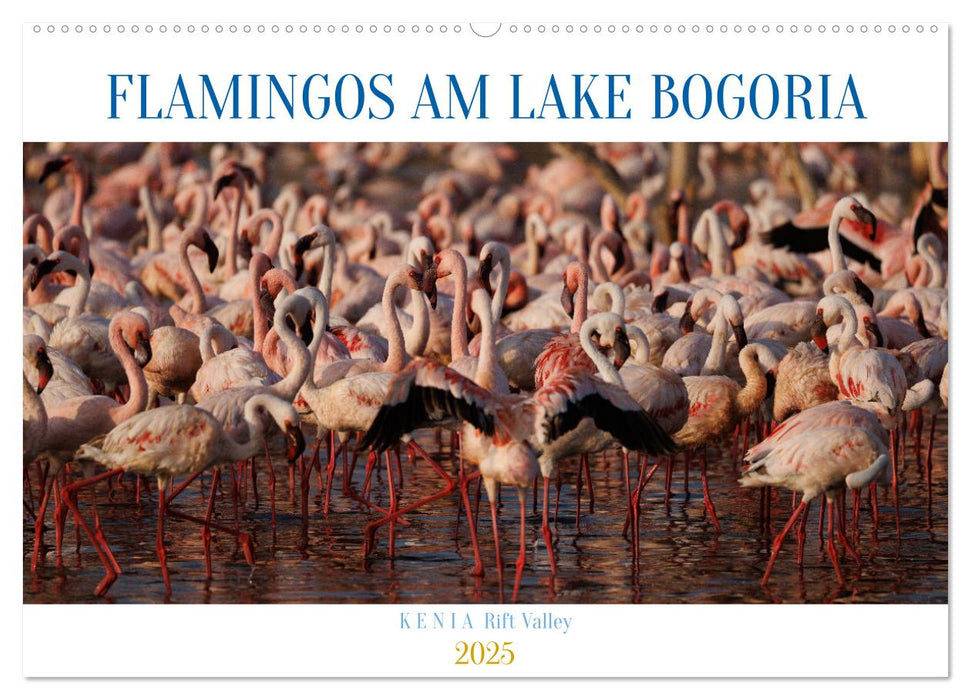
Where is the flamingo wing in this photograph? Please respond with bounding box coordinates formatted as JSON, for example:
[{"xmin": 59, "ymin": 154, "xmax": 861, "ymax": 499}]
[
  {"xmin": 534, "ymin": 371, "xmax": 677, "ymax": 455},
  {"xmin": 361, "ymin": 358, "xmax": 496, "ymax": 452}
]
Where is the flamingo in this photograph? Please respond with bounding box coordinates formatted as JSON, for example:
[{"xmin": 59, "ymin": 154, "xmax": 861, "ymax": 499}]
[
  {"xmin": 740, "ymin": 401, "xmax": 891, "ymax": 585},
  {"xmin": 69, "ymin": 393, "xmax": 304, "ymax": 596},
  {"xmin": 362, "ymin": 299, "xmax": 675, "ymax": 600},
  {"xmin": 672, "ymin": 342, "xmax": 780, "ymax": 529}
]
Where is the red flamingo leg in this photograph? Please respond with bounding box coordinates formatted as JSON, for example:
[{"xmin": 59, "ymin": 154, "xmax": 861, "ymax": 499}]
[
  {"xmin": 92, "ymin": 509, "xmax": 122, "ymax": 575},
  {"xmin": 913, "ymin": 409, "xmax": 923, "ymax": 464},
  {"xmin": 762, "ymin": 500, "xmax": 807, "ymax": 586},
  {"xmin": 574, "ymin": 457, "xmax": 584, "ymax": 531},
  {"xmin": 869, "ymin": 482, "xmax": 880, "ymax": 535},
  {"xmin": 795, "ymin": 499, "xmax": 811, "ymax": 565},
  {"xmin": 663, "ymin": 456, "xmax": 673, "ymax": 510},
  {"xmin": 891, "ymin": 428, "xmax": 901, "ymax": 540},
  {"xmin": 584, "ymin": 454, "xmax": 595, "ymax": 514},
  {"xmin": 165, "ymin": 506, "xmax": 256, "ymax": 567},
  {"xmin": 683, "ymin": 451, "xmax": 692, "ymax": 500},
  {"xmin": 512, "ymin": 493, "xmax": 527, "ymax": 603},
  {"xmin": 489, "ymin": 489, "xmax": 505, "ymax": 604},
  {"xmin": 156, "ymin": 485, "xmax": 172, "ymax": 596},
  {"xmin": 699, "ymin": 448, "xmax": 721, "ymax": 532},
  {"xmin": 31, "ymin": 465, "xmax": 52, "ymax": 572},
  {"xmin": 249, "ymin": 456, "xmax": 260, "ymax": 511},
  {"xmin": 323, "ymin": 431, "xmax": 337, "ymax": 514},
  {"xmin": 825, "ymin": 500, "xmax": 845, "ymax": 586},
  {"xmin": 385, "ymin": 451, "xmax": 398, "ymax": 559},
  {"xmin": 201, "ymin": 469, "xmax": 221, "ymax": 579},
  {"xmin": 632, "ymin": 459, "xmax": 661, "ymax": 564},
  {"xmin": 621, "ymin": 451, "xmax": 633, "ymax": 540},
  {"xmin": 263, "ymin": 440, "xmax": 276, "ymax": 528},
  {"xmin": 925, "ymin": 413, "xmax": 937, "ymax": 498},
  {"xmin": 164, "ymin": 471, "xmax": 203, "ymax": 507},
  {"xmin": 541, "ymin": 475, "xmax": 557, "ymax": 576},
  {"xmin": 60, "ymin": 469, "xmax": 125, "ymax": 597}
]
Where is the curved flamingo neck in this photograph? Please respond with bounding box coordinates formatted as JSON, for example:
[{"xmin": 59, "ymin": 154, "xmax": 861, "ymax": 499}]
[
  {"xmin": 484, "ymin": 245, "xmax": 511, "ymax": 324},
  {"xmin": 180, "ymin": 231, "xmax": 208, "ymax": 313},
  {"xmin": 140, "ymin": 187, "xmax": 163, "ymax": 252},
  {"xmin": 580, "ymin": 319, "xmax": 621, "ymax": 384},
  {"xmin": 24, "ymin": 214, "xmax": 55, "ymax": 253},
  {"xmin": 250, "ymin": 256, "xmax": 273, "ymax": 352},
  {"xmin": 588, "ymin": 232, "xmax": 612, "ymax": 283},
  {"xmin": 405, "ymin": 289, "xmax": 431, "ymax": 356},
  {"xmin": 828, "ymin": 203, "xmax": 849, "ymax": 272},
  {"xmin": 626, "ymin": 325, "xmax": 651, "ymax": 365},
  {"xmin": 677, "ymin": 201, "xmax": 690, "ymax": 246},
  {"xmin": 440, "ymin": 250, "xmax": 469, "ymax": 359},
  {"xmin": 734, "ymin": 346, "xmax": 768, "ymax": 417},
  {"xmin": 569, "ymin": 263, "xmax": 590, "ymax": 335},
  {"xmin": 918, "ymin": 235, "xmax": 945, "ymax": 287},
  {"xmin": 524, "ymin": 215, "xmax": 543, "ymax": 276},
  {"xmin": 70, "ymin": 169, "xmax": 85, "ymax": 228},
  {"xmin": 473, "ymin": 298, "xmax": 498, "ymax": 391},
  {"xmin": 270, "ymin": 305, "xmax": 312, "ymax": 401},
  {"xmin": 248, "ymin": 209, "xmax": 284, "ymax": 262},
  {"xmin": 224, "ymin": 188, "xmax": 243, "ymax": 277},
  {"xmin": 382, "ymin": 270, "xmax": 412, "ymax": 371},
  {"xmin": 107, "ymin": 324, "xmax": 148, "ymax": 425},
  {"xmin": 699, "ymin": 209, "xmax": 732, "ymax": 277},
  {"xmin": 702, "ymin": 308, "xmax": 730, "ymax": 375}
]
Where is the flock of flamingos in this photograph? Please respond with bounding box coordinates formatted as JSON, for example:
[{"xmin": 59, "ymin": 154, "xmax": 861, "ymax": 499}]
[{"xmin": 22, "ymin": 142, "xmax": 948, "ymax": 603}]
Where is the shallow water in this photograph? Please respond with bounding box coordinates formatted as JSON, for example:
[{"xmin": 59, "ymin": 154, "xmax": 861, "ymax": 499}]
[{"xmin": 23, "ymin": 413, "xmax": 948, "ymax": 605}]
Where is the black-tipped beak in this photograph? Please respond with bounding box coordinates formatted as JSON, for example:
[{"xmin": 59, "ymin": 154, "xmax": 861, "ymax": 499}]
[
  {"xmin": 286, "ymin": 424, "xmax": 306, "ymax": 463},
  {"xmin": 853, "ymin": 276, "xmax": 875, "ymax": 308},
  {"xmin": 213, "ymin": 173, "xmax": 235, "ymax": 200},
  {"xmin": 294, "ymin": 232, "xmax": 318, "ymax": 279},
  {"xmin": 676, "ymin": 254, "xmax": 690, "ymax": 282},
  {"xmin": 560, "ymin": 284, "xmax": 575, "ymax": 318},
  {"xmin": 865, "ymin": 210, "xmax": 877, "ymax": 242},
  {"xmin": 651, "ymin": 290, "xmax": 669, "ymax": 314},
  {"xmin": 134, "ymin": 338, "xmax": 153, "ymax": 368},
  {"xmin": 238, "ymin": 232, "xmax": 254, "ymax": 262},
  {"xmin": 732, "ymin": 324, "xmax": 748, "ymax": 349},
  {"xmin": 88, "ymin": 259, "xmax": 95, "ymax": 276},
  {"xmin": 38, "ymin": 157, "xmax": 69, "ymax": 184},
  {"xmin": 810, "ymin": 313, "xmax": 828, "ymax": 351},
  {"xmin": 36, "ymin": 350, "xmax": 54, "ymax": 393},
  {"xmin": 864, "ymin": 318, "xmax": 884, "ymax": 348},
  {"xmin": 30, "ymin": 258, "xmax": 58, "ymax": 290},
  {"xmin": 478, "ymin": 254, "xmax": 494, "ymax": 296},
  {"xmin": 613, "ymin": 328, "xmax": 631, "ymax": 368},
  {"xmin": 916, "ymin": 313, "xmax": 932, "ymax": 339},
  {"xmin": 299, "ymin": 316, "xmax": 314, "ymax": 346},
  {"xmin": 679, "ymin": 302, "xmax": 694, "ymax": 335},
  {"xmin": 202, "ymin": 233, "xmax": 220, "ymax": 273},
  {"xmin": 422, "ymin": 268, "xmax": 439, "ymax": 310}
]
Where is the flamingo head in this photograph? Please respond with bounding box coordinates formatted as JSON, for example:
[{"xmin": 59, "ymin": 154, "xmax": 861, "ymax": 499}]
[
  {"xmin": 612, "ymin": 324, "xmax": 631, "ymax": 368},
  {"xmin": 35, "ymin": 345, "xmax": 54, "ymax": 394},
  {"xmin": 862, "ymin": 316, "xmax": 884, "ymax": 348},
  {"xmin": 810, "ymin": 309, "xmax": 829, "ymax": 351},
  {"xmin": 678, "ymin": 300, "xmax": 694, "ymax": 335},
  {"xmin": 285, "ymin": 421, "xmax": 306, "ymax": 464},
  {"xmin": 37, "ymin": 155, "xmax": 73, "ymax": 184},
  {"xmin": 848, "ymin": 201, "xmax": 877, "ymax": 242}
]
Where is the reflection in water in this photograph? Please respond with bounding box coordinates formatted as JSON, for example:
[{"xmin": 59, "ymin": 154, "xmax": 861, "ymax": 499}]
[{"xmin": 24, "ymin": 414, "xmax": 948, "ymax": 604}]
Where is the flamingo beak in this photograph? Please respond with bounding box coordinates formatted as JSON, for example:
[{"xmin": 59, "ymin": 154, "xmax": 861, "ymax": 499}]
[
  {"xmin": 916, "ymin": 312, "xmax": 932, "ymax": 339},
  {"xmin": 678, "ymin": 302, "xmax": 694, "ymax": 335},
  {"xmin": 676, "ymin": 254, "xmax": 691, "ymax": 282},
  {"xmin": 134, "ymin": 337, "xmax": 153, "ymax": 368},
  {"xmin": 853, "ymin": 276, "xmax": 875, "ymax": 308},
  {"xmin": 286, "ymin": 424, "xmax": 306, "ymax": 463},
  {"xmin": 732, "ymin": 323, "xmax": 748, "ymax": 350},
  {"xmin": 478, "ymin": 254, "xmax": 494, "ymax": 296},
  {"xmin": 29, "ymin": 258, "xmax": 59, "ymax": 290},
  {"xmin": 613, "ymin": 329, "xmax": 632, "ymax": 368},
  {"xmin": 810, "ymin": 313, "xmax": 828, "ymax": 351},
  {"xmin": 651, "ymin": 289, "xmax": 669, "ymax": 314},
  {"xmin": 38, "ymin": 157, "xmax": 70, "ymax": 184},
  {"xmin": 36, "ymin": 350, "xmax": 54, "ymax": 393},
  {"xmin": 422, "ymin": 267, "xmax": 439, "ymax": 309},
  {"xmin": 213, "ymin": 173, "xmax": 235, "ymax": 200},
  {"xmin": 202, "ymin": 233, "xmax": 220, "ymax": 273}
]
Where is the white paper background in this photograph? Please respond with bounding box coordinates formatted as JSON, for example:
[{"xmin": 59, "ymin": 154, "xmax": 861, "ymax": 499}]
[{"xmin": 7, "ymin": 0, "xmax": 963, "ymax": 695}]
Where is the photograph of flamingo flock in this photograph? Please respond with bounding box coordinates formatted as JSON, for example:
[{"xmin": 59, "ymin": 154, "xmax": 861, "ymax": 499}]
[{"xmin": 22, "ymin": 141, "xmax": 947, "ymax": 604}]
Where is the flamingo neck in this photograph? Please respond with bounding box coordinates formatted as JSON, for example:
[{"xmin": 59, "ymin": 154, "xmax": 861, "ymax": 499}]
[
  {"xmin": 71, "ymin": 171, "xmax": 85, "ymax": 229},
  {"xmin": 702, "ymin": 309, "xmax": 730, "ymax": 375},
  {"xmin": 224, "ymin": 188, "xmax": 243, "ymax": 278},
  {"xmin": 734, "ymin": 347, "xmax": 768, "ymax": 417},
  {"xmin": 525, "ymin": 217, "xmax": 541, "ymax": 276},
  {"xmin": 569, "ymin": 265, "xmax": 589, "ymax": 335},
  {"xmin": 271, "ymin": 313, "xmax": 311, "ymax": 402},
  {"xmin": 251, "ymin": 274, "xmax": 269, "ymax": 354},
  {"xmin": 828, "ymin": 206, "xmax": 847, "ymax": 272},
  {"xmin": 580, "ymin": 322, "xmax": 622, "ymax": 385},
  {"xmin": 677, "ymin": 202, "xmax": 690, "ymax": 246},
  {"xmin": 257, "ymin": 210, "xmax": 284, "ymax": 262},
  {"xmin": 588, "ymin": 233, "xmax": 611, "ymax": 283},
  {"xmin": 702, "ymin": 209, "xmax": 733, "ymax": 277},
  {"xmin": 443, "ymin": 253, "xmax": 470, "ymax": 359},
  {"xmin": 626, "ymin": 326, "xmax": 651, "ymax": 365},
  {"xmin": 404, "ymin": 289, "xmax": 431, "ymax": 356},
  {"xmin": 107, "ymin": 327, "xmax": 148, "ymax": 425},
  {"xmin": 24, "ymin": 214, "xmax": 55, "ymax": 253},
  {"xmin": 919, "ymin": 237, "xmax": 945, "ymax": 288},
  {"xmin": 491, "ymin": 249, "xmax": 511, "ymax": 325},
  {"xmin": 474, "ymin": 302, "xmax": 499, "ymax": 391},
  {"xmin": 198, "ymin": 323, "xmax": 218, "ymax": 362},
  {"xmin": 180, "ymin": 234, "xmax": 208, "ymax": 313},
  {"xmin": 382, "ymin": 273, "xmax": 410, "ymax": 371},
  {"xmin": 140, "ymin": 187, "xmax": 163, "ymax": 253}
]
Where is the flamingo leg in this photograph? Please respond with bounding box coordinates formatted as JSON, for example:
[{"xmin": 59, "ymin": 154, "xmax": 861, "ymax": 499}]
[
  {"xmin": 385, "ymin": 451, "xmax": 398, "ymax": 559},
  {"xmin": 512, "ymin": 491, "xmax": 527, "ymax": 603},
  {"xmin": 584, "ymin": 455, "xmax": 595, "ymax": 514},
  {"xmin": 761, "ymin": 500, "xmax": 807, "ymax": 586},
  {"xmin": 165, "ymin": 506, "xmax": 256, "ymax": 567},
  {"xmin": 489, "ymin": 488, "xmax": 505, "ymax": 605},
  {"xmin": 264, "ymin": 439, "xmax": 276, "ymax": 528},
  {"xmin": 574, "ymin": 456, "xmax": 585, "ymax": 531},
  {"xmin": 156, "ymin": 481, "xmax": 172, "ymax": 596},
  {"xmin": 795, "ymin": 498, "xmax": 811, "ymax": 565},
  {"xmin": 891, "ymin": 428, "xmax": 901, "ymax": 540},
  {"xmin": 825, "ymin": 500, "xmax": 845, "ymax": 586},
  {"xmin": 699, "ymin": 448, "xmax": 721, "ymax": 532},
  {"xmin": 541, "ymin": 475, "xmax": 556, "ymax": 576},
  {"xmin": 60, "ymin": 468, "xmax": 125, "ymax": 597},
  {"xmin": 925, "ymin": 413, "xmax": 937, "ymax": 498},
  {"xmin": 632, "ymin": 459, "xmax": 661, "ymax": 564},
  {"xmin": 202, "ymin": 469, "xmax": 221, "ymax": 579},
  {"xmin": 323, "ymin": 431, "xmax": 338, "ymax": 514},
  {"xmin": 31, "ymin": 464, "xmax": 51, "ymax": 572},
  {"xmin": 663, "ymin": 456, "xmax": 673, "ymax": 510}
]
